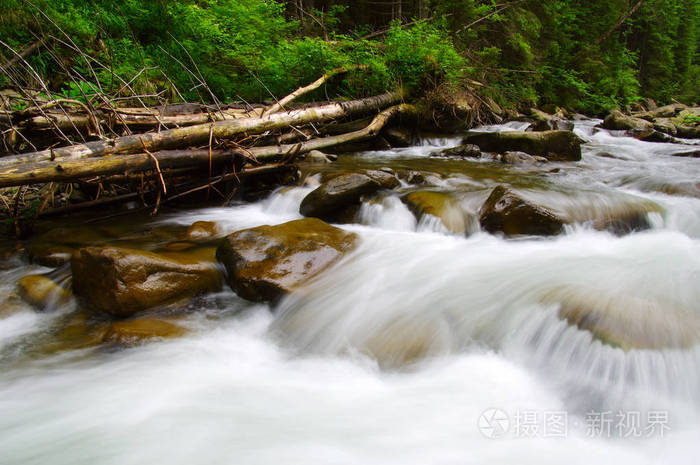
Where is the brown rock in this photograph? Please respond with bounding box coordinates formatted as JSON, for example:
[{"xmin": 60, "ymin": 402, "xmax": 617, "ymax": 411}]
[
  {"xmin": 300, "ymin": 173, "xmax": 381, "ymax": 221},
  {"xmin": 479, "ymin": 186, "xmax": 565, "ymax": 236},
  {"xmin": 402, "ymin": 191, "xmax": 469, "ymax": 234},
  {"xmin": 185, "ymin": 221, "xmax": 219, "ymax": 241},
  {"xmin": 103, "ymin": 318, "xmax": 187, "ymax": 346},
  {"xmin": 17, "ymin": 274, "xmax": 71, "ymax": 311},
  {"xmin": 216, "ymin": 218, "xmax": 357, "ymax": 302},
  {"xmin": 71, "ymin": 246, "xmax": 222, "ymax": 317}
]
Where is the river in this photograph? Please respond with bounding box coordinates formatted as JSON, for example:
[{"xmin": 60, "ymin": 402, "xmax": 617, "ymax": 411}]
[{"xmin": 0, "ymin": 119, "xmax": 699, "ymax": 464}]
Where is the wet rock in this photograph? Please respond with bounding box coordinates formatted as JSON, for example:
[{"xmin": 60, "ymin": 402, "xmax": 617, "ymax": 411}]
[
  {"xmin": 216, "ymin": 218, "xmax": 358, "ymax": 302},
  {"xmin": 402, "ymin": 191, "xmax": 469, "ymax": 234},
  {"xmin": 653, "ymin": 118, "xmax": 678, "ymax": 136},
  {"xmin": 300, "ymin": 173, "xmax": 381, "ymax": 221},
  {"xmin": 382, "ymin": 127, "xmax": 414, "ymax": 147},
  {"xmin": 462, "ymin": 130, "xmax": 582, "ymax": 161},
  {"xmin": 479, "ymin": 186, "xmax": 565, "ymax": 236},
  {"xmin": 364, "ymin": 169, "xmax": 400, "ymax": 189},
  {"xmin": 543, "ymin": 286, "xmax": 700, "ymax": 350},
  {"xmin": 103, "ymin": 318, "xmax": 187, "ymax": 346},
  {"xmin": 37, "ymin": 313, "xmax": 108, "ymax": 354},
  {"xmin": 185, "ymin": 221, "xmax": 219, "ymax": 241},
  {"xmin": 71, "ymin": 246, "xmax": 222, "ymax": 317},
  {"xmin": 16, "ymin": 274, "xmax": 71, "ymax": 311},
  {"xmin": 432, "ymin": 144, "xmax": 482, "ymax": 159},
  {"xmin": 671, "ymin": 149, "xmax": 700, "ymax": 158},
  {"xmin": 638, "ymin": 130, "xmax": 676, "ymax": 143},
  {"xmin": 635, "ymin": 103, "xmax": 687, "ymax": 120},
  {"xmin": 501, "ymin": 151, "xmax": 541, "ymax": 166},
  {"xmin": 675, "ymin": 125, "xmax": 700, "ymax": 139},
  {"xmin": 600, "ymin": 109, "xmax": 653, "ymax": 132},
  {"xmin": 526, "ymin": 108, "xmax": 574, "ymax": 132},
  {"xmin": 25, "ymin": 243, "xmax": 75, "ymax": 267},
  {"xmin": 405, "ymin": 171, "xmax": 425, "ymax": 185},
  {"xmin": 304, "ymin": 150, "xmax": 336, "ymax": 163}
]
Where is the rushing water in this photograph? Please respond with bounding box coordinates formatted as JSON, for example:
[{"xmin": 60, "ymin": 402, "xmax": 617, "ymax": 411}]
[{"xmin": 1, "ymin": 120, "xmax": 699, "ymax": 464}]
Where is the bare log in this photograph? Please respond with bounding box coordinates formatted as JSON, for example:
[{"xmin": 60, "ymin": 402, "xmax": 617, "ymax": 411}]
[
  {"xmin": 0, "ymin": 104, "xmax": 415, "ymax": 188},
  {"xmin": 262, "ymin": 66, "xmax": 366, "ymax": 117},
  {"xmin": 0, "ymin": 91, "xmax": 402, "ymax": 169}
]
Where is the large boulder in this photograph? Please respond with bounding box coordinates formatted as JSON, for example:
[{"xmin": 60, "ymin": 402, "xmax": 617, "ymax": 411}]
[
  {"xmin": 300, "ymin": 173, "xmax": 382, "ymax": 221},
  {"xmin": 462, "ymin": 130, "xmax": 583, "ymax": 161},
  {"xmin": 216, "ymin": 218, "xmax": 358, "ymax": 302},
  {"xmin": 402, "ymin": 191, "xmax": 470, "ymax": 234},
  {"xmin": 479, "ymin": 186, "xmax": 565, "ymax": 236},
  {"xmin": 601, "ymin": 109, "xmax": 654, "ymax": 133},
  {"xmin": 71, "ymin": 246, "xmax": 222, "ymax": 317}
]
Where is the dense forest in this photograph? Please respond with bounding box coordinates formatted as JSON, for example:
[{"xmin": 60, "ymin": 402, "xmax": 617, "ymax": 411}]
[{"xmin": 1, "ymin": 0, "xmax": 698, "ymax": 115}]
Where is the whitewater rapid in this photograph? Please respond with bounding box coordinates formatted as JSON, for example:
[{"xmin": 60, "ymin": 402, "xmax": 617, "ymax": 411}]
[{"xmin": 1, "ymin": 120, "xmax": 699, "ymax": 464}]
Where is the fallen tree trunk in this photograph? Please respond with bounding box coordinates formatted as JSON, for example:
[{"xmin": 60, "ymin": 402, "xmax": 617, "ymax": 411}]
[
  {"xmin": 262, "ymin": 66, "xmax": 364, "ymax": 117},
  {"xmin": 0, "ymin": 104, "xmax": 415, "ymax": 188},
  {"xmin": 0, "ymin": 91, "xmax": 402, "ymax": 169}
]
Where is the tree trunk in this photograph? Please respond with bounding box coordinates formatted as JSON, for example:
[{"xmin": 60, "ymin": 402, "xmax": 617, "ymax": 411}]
[
  {"xmin": 0, "ymin": 104, "xmax": 415, "ymax": 188},
  {"xmin": 0, "ymin": 91, "xmax": 402, "ymax": 169}
]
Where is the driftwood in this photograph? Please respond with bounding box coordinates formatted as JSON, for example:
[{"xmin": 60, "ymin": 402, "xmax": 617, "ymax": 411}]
[
  {"xmin": 0, "ymin": 104, "xmax": 415, "ymax": 188},
  {"xmin": 0, "ymin": 91, "xmax": 402, "ymax": 169}
]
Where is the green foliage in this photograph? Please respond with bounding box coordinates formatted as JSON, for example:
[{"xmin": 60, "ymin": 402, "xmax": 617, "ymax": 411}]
[{"xmin": 1, "ymin": 0, "xmax": 697, "ymax": 113}]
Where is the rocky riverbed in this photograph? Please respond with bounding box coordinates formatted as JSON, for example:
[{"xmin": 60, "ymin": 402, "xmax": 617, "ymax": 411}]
[{"xmin": 0, "ymin": 117, "xmax": 699, "ymax": 464}]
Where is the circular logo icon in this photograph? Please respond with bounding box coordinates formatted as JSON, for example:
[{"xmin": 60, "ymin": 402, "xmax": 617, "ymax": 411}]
[{"xmin": 478, "ymin": 408, "xmax": 510, "ymax": 439}]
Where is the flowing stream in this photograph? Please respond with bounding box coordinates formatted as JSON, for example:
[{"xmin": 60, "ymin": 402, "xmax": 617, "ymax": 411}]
[{"xmin": 0, "ymin": 120, "xmax": 699, "ymax": 464}]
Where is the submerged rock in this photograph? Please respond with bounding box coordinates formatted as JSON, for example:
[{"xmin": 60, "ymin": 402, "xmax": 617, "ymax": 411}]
[
  {"xmin": 402, "ymin": 191, "xmax": 470, "ymax": 234},
  {"xmin": 479, "ymin": 186, "xmax": 565, "ymax": 236},
  {"xmin": 185, "ymin": 221, "xmax": 219, "ymax": 241},
  {"xmin": 462, "ymin": 130, "xmax": 582, "ymax": 161},
  {"xmin": 103, "ymin": 318, "xmax": 188, "ymax": 346},
  {"xmin": 71, "ymin": 246, "xmax": 222, "ymax": 317},
  {"xmin": 300, "ymin": 173, "xmax": 381, "ymax": 221},
  {"xmin": 216, "ymin": 218, "xmax": 358, "ymax": 302},
  {"xmin": 543, "ymin": 286, "xmax": 700, "ymax": 350},
  {"xmin": 16, "ymin": 274, "xmax": 71, "ymax": 311}
]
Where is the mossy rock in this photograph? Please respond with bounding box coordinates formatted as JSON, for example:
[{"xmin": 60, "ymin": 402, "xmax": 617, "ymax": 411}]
[
  {"xmin": 462, "ymin": 130, "xmax": 582, "ymax": 161},
  {"xmin": 185, "ymin": 221, "xmax": 219, "ymax": 241},
  {"xmin": 216, "ymin": 218, "xmax": 357, "ymax": 302},
  {"xmin": 601, "ymin": 109, "xmax": 654, "ymax": 132}
]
